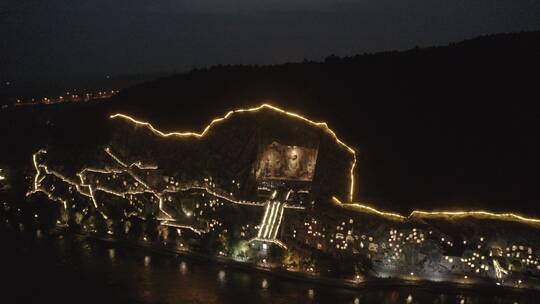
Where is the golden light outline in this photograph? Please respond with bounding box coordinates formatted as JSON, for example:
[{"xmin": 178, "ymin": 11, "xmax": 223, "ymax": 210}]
[
  {"xmin": 332, "ymin": 197, "xmax": 540, "ymax": 225},
  {"xmin": 248, "ymin": 237, "xmax": 288, "ymax": 249},
  {"xmin": 331, "ymin": 197, "xmax": 406, "ymax": 220},
  {"xmin": 110, "ymin": 103, "xmax": 357, "ymax": 202},
  {"xmin": 111, "ymin": 104, "xmax": 540, "ymax": 227}
]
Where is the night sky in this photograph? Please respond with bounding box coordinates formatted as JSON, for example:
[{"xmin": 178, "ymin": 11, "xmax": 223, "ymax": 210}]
[{"xmin": 2, "ymin": 0, "xmax": 540, "ymax": 87}]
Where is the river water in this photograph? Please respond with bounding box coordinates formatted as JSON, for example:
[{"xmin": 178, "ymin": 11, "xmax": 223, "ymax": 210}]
[{"xmin": 2, "ymin": 221, "xmax": 537, "ymax": 304}]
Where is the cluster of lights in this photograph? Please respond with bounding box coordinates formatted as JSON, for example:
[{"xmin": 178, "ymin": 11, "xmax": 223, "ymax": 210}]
[
  {"xmin": 297, "ymin": 215, "xmax": 382, "ymax": 254},
  {"xmin": 288, "ymin": 210, "xmax": 540, "ymax": 285},
  {"xmin": 386, "ymin": 228, "xmax": 426, "ymax": 261},
  {"xmin": 14, "ymin": 90, "xmax": 119, "ymax": 106},
  {"xmin": 302, "ymin": 217, "xmax": 326, "ymax": 249},
  {"xmin": 332, "ymin": 197, "xmax": 540, "ymax": 226},
  {"xmin": 460, "ymin": 250, "xmax": 490, "ymax": 275},
  {"xmin": 500, "ymin": 245, "xmax": 539, "ymax": 266}
]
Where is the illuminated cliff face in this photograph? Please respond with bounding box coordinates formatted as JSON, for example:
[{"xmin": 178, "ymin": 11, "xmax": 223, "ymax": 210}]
[{"xmin": 108, "ymin": 105, "xmax": 354, "ymax": 203}]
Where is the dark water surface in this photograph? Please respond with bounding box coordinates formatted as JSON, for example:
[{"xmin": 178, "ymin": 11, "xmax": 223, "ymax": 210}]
[{"xmin": 2, "ymin": 221, "xmax": 537, "ymax": 304}]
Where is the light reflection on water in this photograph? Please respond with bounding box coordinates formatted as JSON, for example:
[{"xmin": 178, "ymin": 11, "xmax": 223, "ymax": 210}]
[
  {"xmin": 108, "ymin": 248, "xmax": 115, "ymax": 261},
  {"xmin": 180, "ymin": 261, "xmax": 187, "ymax": 274},
  {"xmin": 218, "ymin": 269, "xmax": 226, "ymax": 283},
  {"xmin": 2, "ymin": 225, "xmax": 539, "ymax": 304}
]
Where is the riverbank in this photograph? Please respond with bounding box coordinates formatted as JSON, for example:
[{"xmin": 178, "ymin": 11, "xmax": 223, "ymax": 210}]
[
  {"xmin": 3, "ymin": 219, "xmax": 540, "ymax": 304},
  {"xmin": 73, "ymin": 228, "xmax": 540, "ymax": 297}
]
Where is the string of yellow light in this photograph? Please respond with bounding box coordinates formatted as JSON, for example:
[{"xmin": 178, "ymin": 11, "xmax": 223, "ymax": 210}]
[
  {"xmin": 110, "ymin": 103, "xmax": 357, "ymax": 202},
  {"xmin": 331, "ymin": 197, "xmax": 406, "ymax": 220},
  {"xmin": 331, "ymin": 197, "xmax": 540, "ymax": 225}
]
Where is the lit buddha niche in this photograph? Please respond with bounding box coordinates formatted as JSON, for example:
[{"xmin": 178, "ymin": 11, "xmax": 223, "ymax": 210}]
[{"xmin": 256, "ymin": 142, "xmax": 318, "ymax": 182}]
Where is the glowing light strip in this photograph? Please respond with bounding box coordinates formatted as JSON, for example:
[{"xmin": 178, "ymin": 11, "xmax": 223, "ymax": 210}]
[
  {"xmin": 270, "ymin": 202, "xmax": 282, "ymax": 238},
  {"xmin": 332, "ymin": 197, "xmax": 540, "ymax": 225},
  {"xmin": 265, "ymin": 202, "xmax": 279, "ymax": 238},
  {"xmin": 248, "ymin": 237, "xmax": 288, "ymax": 249},
  {"xmin": 331, "ymin": 197, "xmax": 406, "ymax": 220},
  {"xmin": 262, "ymin": 202, "xmax": 278, "ymax": 238},
  {"xmin": 285, "ymin": 190, "xmax": 293, "ymax": 201},
  {"xmin": 493, "ymin": 259, "xmax": 508, "ymax": 279},
  {"xmin": 160, "ymin": 221, "xmax": 204, "ymax": 235},
  {"xmin": 104, "ymin": 147, "xmax": 158, "ymax": 170},
  {"xmin": 272, "ymin": 204, "xmax": 285, "ymax": 239},
  {"xmin": 283, "ymin": 204, "xmax": 305, "ymax": 210},
  {"xmin": 257, "ymin": 202, "xmax": 272, "ymax": 238},
  {"xmin": 83, "ymin": 168, "xmax": 123, "ymax": 174},
  {"xmin": 180, "ymin": 186, "xmax": 264, "ymax": 206},
  {"xmin": 255, "ymin": 201, "xmax": 286, "ymax": 241},
  {"xmin": 110, "ymin": 103, "xmax": 357, "ymax": 201},
  {"xmin": 31, "ymin": 150, "xmax": 46, "ymax": 192},
  {"xmin": 269, "ymin": 202, "xmax": 281, "ymax": 238},
  {"xmin": 104, "ymin": 147, "xmax": 128, "ymax": 167},
  {"xmin": 87, "ymin": 185, "xmax": 108, "ymax": 219},
  {"xmin": 28, "ymin": 150, "xmax": 68, "ymax": 210},
  {"xmin": 410, "ymin": 210, "xmax": 540, "ymax": 224}
]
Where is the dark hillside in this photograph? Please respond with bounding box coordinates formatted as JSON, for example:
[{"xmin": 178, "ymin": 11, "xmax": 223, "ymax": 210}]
[{"xmin": 107, "ymin": 31, "xmax": 540, "ymax": 215}]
